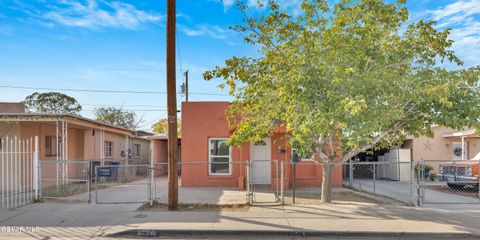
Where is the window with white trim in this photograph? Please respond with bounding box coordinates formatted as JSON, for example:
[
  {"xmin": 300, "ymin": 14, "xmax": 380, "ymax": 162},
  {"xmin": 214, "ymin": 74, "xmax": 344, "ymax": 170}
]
[
  {"xmin": 104, "ymin": 141, "xmax": 113, "ymax": 158},
  {"xmin": 208, "ymin": 138, "xmax": 231, "ymax": 175}
]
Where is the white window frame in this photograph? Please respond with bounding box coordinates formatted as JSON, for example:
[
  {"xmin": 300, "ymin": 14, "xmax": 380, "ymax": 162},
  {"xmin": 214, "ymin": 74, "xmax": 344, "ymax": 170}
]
[{"xmin": 208, "ymin": 138, "xmax": 232, "ymax": 176}]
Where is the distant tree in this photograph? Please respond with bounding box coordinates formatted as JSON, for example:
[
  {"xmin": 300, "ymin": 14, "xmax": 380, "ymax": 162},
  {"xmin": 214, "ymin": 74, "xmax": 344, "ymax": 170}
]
[
  {"xmin": 204, "ymin": 0, "xmax": 480, "ymax": 203},
  {"xmin": 94, "ymin": 107, "xmax": 139, "ymax": 130},
  {"xmin": 23, "ymin": 92, "xmax": 82, "ymax": 115},
  {"xmin": 151, "ymin": 118, "xmax": 181, "ymax": 135}
]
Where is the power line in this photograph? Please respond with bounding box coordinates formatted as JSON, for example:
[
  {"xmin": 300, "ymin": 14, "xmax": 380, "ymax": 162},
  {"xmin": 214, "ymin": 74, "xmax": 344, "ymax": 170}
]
[
  {"xmin": 81, "ymin": 109, "xmax": 172, "ymax": 112},
  {"xmin": 0, "ymin": 85, "xmax": 229, "ymax": 96},
  {"xmin": 82, "ymin": 104, "xmax": 167, "ymax": 107}
]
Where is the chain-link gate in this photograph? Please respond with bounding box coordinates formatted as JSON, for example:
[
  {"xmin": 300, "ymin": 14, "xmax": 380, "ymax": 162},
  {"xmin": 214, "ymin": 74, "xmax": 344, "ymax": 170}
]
[
  {"xmin": 39, "ymin": 160, "xmax": 91, "ymax": 203},
  {"xmin": 247, "ymin": 160, "xmax": 281, "ymax": 204},
  {"xmin": 418, "ymin": 160, "xmax": 479, "ymax": 205},
  {"xmin": 94, "ymin": 164, "xmax": 152, "ymax": 204}
]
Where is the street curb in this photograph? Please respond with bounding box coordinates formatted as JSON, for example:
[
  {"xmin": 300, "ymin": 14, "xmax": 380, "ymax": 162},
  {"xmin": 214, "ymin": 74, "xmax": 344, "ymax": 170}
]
[{"xmin": 107, "ymin": 229, "xmax": 480, "ymax": 239}]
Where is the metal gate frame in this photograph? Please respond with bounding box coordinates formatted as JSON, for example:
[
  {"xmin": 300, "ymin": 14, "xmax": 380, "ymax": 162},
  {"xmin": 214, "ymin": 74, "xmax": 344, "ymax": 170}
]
[
  {"xmin": 38, "ymin": 159, "xmax": 92, "ymax": 203},
  {"xmin": 94, "ymin": 164, "xmax": 152, "ymax": 204},
  {"xmin": 418, "ymin": 160, "xmax": 480, "ymax": 205},
  {"xmin": 246, "ymin": 159, "xmax": 281, "ymax": 204}
]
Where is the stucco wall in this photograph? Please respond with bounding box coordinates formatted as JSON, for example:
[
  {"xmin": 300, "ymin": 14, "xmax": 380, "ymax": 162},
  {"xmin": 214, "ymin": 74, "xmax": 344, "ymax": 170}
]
[
  {"xmin": 0, "ymin": 122, "xmax": 21, "ymax": 139},
  {"xmin": 403, "ymin": 126, "xmax": 480, "ymax": 174},
  {"xmin": 407, "ymin": 126, "xmax": 480, "ymax": 162},
  {"xmin": 130, "ymin": 138, "xmax": 151, "ymax": 164},
  {"xmin": 0, "ymin": 103, "xmax": 25, "ymax": 113},
  {"xmin": 181, "ymin": 101, "xmax": 343, "ymax": 189}
]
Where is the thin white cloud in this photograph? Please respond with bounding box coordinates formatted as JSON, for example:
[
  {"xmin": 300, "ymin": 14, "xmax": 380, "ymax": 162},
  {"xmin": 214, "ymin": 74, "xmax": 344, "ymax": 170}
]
[
  {"xmin": 430, "ymin": 0, "xmax": 480, "ymax": 25},
  {"xmin": 426, "ymin": 0, "xmax": 480, "ymax": 67},
  {"xmin": 43, "ymin": 0, "xmax": 162, "ymax": 30},
  {"xmin": 179, "ymin": 24, "xmax": 229, "ymax": 40},
  {"xmin": 221, "ymin": 0, "xmax": 236, "ymax": 9}
]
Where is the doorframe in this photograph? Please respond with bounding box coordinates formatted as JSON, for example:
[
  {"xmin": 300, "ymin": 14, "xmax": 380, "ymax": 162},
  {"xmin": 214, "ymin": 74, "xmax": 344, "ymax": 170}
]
[{"xmin": 249, "ymin": 138, "xmax": 272, "ymax": 185}]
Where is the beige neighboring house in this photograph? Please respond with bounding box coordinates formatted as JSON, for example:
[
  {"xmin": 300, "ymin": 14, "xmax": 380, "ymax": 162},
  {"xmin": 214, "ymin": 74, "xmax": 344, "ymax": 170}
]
[
  {"xmin": 129, "ymin": 131, "xmax": 153, "ymax": 165},
  {"xmin": 403, "ymin": 126, "xmax": 480, "ymax": 164},
  {"xmin": 0, "ymin": 102, "xmax": 151, "ymax": 164},
  {"xmin": 0, "ymin": 113, "xmax": 137, "ymax": 163}
]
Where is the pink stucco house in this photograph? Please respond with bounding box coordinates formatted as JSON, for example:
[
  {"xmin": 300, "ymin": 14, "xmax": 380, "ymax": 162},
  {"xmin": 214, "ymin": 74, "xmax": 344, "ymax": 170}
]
[{"xmin": 180, "ymin": 101, "xmax": 343, "ymax": 190}]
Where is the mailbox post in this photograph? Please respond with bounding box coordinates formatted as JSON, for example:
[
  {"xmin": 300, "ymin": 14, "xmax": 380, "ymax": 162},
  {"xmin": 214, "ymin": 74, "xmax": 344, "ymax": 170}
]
[{"xmin": 291, "ymin": 149, "xmax": 299, "ymax": 204}]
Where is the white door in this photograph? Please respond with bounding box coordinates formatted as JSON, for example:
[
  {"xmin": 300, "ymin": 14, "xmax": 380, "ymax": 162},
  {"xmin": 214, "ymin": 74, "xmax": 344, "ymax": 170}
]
[{"xmin": 250, "ymin": 138, "xmax": 271, "ymax": 184}]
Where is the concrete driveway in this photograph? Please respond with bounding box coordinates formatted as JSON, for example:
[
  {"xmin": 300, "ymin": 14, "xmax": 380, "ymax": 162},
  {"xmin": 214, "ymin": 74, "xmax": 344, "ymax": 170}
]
[{"xmin": 48, "ymin": 176, "xmax": 274, "ymax": 205}]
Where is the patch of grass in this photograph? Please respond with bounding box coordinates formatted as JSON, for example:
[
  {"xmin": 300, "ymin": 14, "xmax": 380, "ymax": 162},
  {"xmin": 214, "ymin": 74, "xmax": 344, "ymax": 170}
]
[{"xmin": 41, "ymin": 182, "xmax": 107, "ymax": 198}]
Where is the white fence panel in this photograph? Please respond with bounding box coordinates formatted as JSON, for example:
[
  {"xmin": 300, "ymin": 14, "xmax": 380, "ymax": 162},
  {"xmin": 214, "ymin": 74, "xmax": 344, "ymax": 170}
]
[{"xmin": 1, "ymin": 136, "xmax": 38, "ymax": 209}]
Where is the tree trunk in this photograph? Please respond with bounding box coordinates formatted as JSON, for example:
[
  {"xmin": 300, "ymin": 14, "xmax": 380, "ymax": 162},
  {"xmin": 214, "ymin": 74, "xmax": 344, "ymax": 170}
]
[{"xmin": 320, "ymin": 163, "xmax": 335, "ymax": 203}]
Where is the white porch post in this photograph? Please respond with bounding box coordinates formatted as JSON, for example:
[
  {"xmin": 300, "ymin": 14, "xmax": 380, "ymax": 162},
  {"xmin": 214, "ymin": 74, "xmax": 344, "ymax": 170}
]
[
  {"xmin": 33, "ymin": 136, "xmax": 39, "ymax": 200},
  {"xmin": 461, "ymin": 136, "xmax": 465, "ymax": 160},
  {"xmin": 56, "ymin": 120, "xmax": 59, "ymax": 187},
  {"xmin": 65, "ymin": 121, "xmax": 69, "ymax": 182}
]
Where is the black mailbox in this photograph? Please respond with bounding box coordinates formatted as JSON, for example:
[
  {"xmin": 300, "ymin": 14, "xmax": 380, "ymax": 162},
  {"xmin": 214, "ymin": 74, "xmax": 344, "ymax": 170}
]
[{"xmin": 291, "ymin": 149, "xmax": 299, "ymax": 163}]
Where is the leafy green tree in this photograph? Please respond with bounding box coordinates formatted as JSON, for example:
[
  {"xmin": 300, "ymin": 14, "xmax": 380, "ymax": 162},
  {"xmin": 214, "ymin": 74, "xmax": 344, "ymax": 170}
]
[
  {"xmin": 151, "ymin": 118, "xmax": 181, "ymax": 136},
  {"xmin": 205, "ymin": 0, "xmax": 480, "ymax": 203},
  {"xmin": 24, "ymin": 92, "xmax": 82, "ymax": 115},
  {"xmin": 94, "ymin": 107, "xmax": 139, "ymax": 130}
]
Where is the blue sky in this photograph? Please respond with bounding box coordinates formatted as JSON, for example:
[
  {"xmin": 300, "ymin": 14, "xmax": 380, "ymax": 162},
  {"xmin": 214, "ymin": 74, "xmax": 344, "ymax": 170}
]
[{"xmin": 0, "ymin": 0, "xmax": 479, "ymax": 131}]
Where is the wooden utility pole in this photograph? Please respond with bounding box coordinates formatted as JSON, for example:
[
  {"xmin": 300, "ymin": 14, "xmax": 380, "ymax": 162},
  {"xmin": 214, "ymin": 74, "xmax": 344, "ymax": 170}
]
[
  {"xmin": 166, "ymin": 0, "xmax": 178, "ymax": 211},
  {"xmin": 184, "ymin": 70, "xmax": 189, "ymax": 102}
]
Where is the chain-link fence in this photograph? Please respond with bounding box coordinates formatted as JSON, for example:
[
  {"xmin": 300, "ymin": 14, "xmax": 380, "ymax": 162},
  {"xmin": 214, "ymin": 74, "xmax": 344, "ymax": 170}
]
[
  {"xmin": 284, "ymin": 162, "xmax": 328, "ymax": 205},
  {"xmin": 153, "ymin": 162, "xmax": 251, "ymax": 206},
  {"xmin": 39, "ymin": 160, "xmax": 91, "ymax": 203},
  {"xmin": 33, "ymin": 159, "xmax": 480, "ymax": 207},
  {"xmin": 343, "ymin": 161, "xmax": 415, "ymax": 205},
  {"xmin": 418, "ymin": 160, "xmax": 479, "ymax": 204},
  {"xmin": 94, "ymin": 164, "xmax": 151, "ymax": 204}
]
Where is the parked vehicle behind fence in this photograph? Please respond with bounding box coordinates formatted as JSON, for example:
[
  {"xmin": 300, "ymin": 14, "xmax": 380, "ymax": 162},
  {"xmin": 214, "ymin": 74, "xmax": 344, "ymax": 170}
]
[{"xmin": 437, "ymin": 161, "xmax": 479, "ymax": 191}]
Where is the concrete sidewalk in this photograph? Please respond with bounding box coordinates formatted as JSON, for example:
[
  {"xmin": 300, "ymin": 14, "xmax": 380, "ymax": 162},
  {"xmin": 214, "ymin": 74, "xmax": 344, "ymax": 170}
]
[{"xmin": 1, "ymin": 202, "xmax": 479, "ymax": 239}]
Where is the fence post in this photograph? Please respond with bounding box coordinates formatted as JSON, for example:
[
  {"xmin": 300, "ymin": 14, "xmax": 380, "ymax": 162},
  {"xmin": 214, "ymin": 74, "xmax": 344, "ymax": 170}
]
[
  {"xmin": 95, "ymin": 166, "xmax": 98, "ymax": 204},
  {"xmin": 147, "ymin": 166, "xmax": 152, "ymax": 206},
  {"xmin": 280, "ymin": 161, "xmax": 284, "ymax": 205},
  {"xmin": 373, "ymin": 163, "xmax": 376, "ymax": 194},
  {"xmin": 275, "ymin": 160, "xmax": 279, "ymax": 199},
  {"xmin": 409, "ymin": 161, "xmax": 414, "ymax": 206},
  {"xmin": 33, "ymin": 136, "xmax": 39, "ymax": 200},
  {"xmin": 349, "ymin": 160, "xmax": 353, "ymax": 188},
  {"xmin": 150, "ymin": 162, "xmax": 155, "ymax": 206},
  {"xmin": 246, "ymin": 160, "xmax": 251, "ymax": 204},
  {"xmin": 87, "ymin": 161, "xmax": 91, "ymax": 204},
  {"xmin": 292, "ymin": 162, "xmax": 296, "ymax": 204},
  {"xmin": 416, "ymin": 161, "xmax": 422, "ymax": 206}
]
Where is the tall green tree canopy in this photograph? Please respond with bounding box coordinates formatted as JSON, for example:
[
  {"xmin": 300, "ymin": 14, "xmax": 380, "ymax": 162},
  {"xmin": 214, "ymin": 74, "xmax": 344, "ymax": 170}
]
[
  {"xmin": 24, "ymin": 92, "xmax": 82, "ymax": 115},
  {"xmin": 205, "ymin": 0, "xmax": 480, "ymax": 202},
  {"xmin": 94, "ymin": 107, "xmax": 139, "ymax": 130}
]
